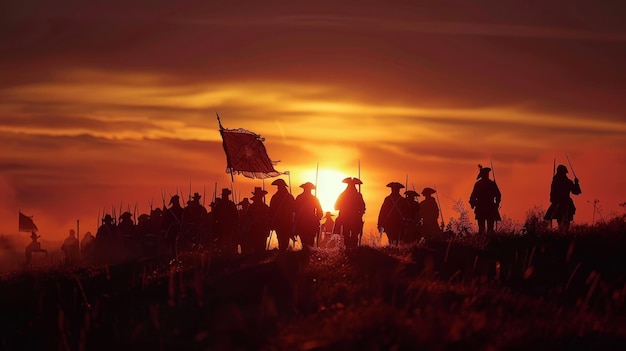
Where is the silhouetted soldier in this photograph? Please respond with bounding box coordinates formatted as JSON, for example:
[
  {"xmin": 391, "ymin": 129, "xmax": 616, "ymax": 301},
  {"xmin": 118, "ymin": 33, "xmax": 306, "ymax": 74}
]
[
  {"xmin": 144, "ymin": 208, "xmax": 164, "ymax": 256},
  {"xmin": 420, "ymin": 187, "xmax": 442, "ymax": 239},
  {"xmin": 469, "ymin": 165, "xmax": 502, "ymax": 235},
  {"xmin": 544, "ymin": 164, "xmax": 582, "ymax": 232},
  {"xmin": 320, "ymin": 212, "xmax": 335, "ymax": 246},
  {"xmin": 163, "ymin": 195, "xmax": 184, "ymax": 257},
  {"xmin": 334, "ymin": 177, "xmax": 366, "ymax": 249},
  {"xmin": 378, "ymin": 182, "xmax": 412, "ymax": 246},
  {"xmin": 404, "ymin": 190, "xmax": 421, "ymax": 243},
  {"xmin": 96, "ymin": 214, "xmax": 117, "ymax": 263},
  {"xmin": 81, "ymin": 231, "xmax": 95, "ymax": 263},
  {"xmin": 240, "ymin": 187, "xmax": 270, "ymax": 254},
  {"xmin": 118, "ymin": 211, "xmax": 137, "ymax": 260},
  {"xmin": 269, "ymin": 179, "xmax": 295, "ymax": 251},
  {"xmin": 212, "ymin": 188, "xmax": 239, "ymax": 255},
  {"xmin": 183, "ymin": 192, "xmax": 208, "ymax": 249},
  {"xmin": 293, "ymin": 182, "xmax": 323, "ymax": 249},
  {"xmin": 24, "ymin": 231, "xmax": 47, "ymax": 266},
  {"xmin": 61, "ymin": 229, "xmax": 79, "ymax": 266}
]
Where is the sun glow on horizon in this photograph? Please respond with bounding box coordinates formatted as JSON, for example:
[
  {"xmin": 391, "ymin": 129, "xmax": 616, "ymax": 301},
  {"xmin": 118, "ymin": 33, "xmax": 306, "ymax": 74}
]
[{"xmin": 300, "ymin": 168, "xmax": 350, "ymax": 213}]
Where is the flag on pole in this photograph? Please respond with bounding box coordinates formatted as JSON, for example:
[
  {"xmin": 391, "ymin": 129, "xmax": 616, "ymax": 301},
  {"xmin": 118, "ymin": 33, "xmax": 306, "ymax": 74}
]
[
  {"xmin": 19, "ymin": 211, "xmax": 38, "ymax": 233},
  {"xmin": 218, "ymin": 113, "xmax": 284, "ymax": 179}
]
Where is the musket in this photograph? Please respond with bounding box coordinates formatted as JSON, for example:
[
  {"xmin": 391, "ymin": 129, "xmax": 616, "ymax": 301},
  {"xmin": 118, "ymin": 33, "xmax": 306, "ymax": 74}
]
[
  {"xmin": 490, "ymin": 159, "xmax": 497, "ymax": 184},
  {"xmin": 553, "ymin": 158, "xmax": 556, "ymax": 177},
  {"xmin": 565, "ymin": 152, "xmax": 578, "ymax": 179},
  {"xmin": 434, "ymin": 185, "xmax": 445, "ymax": 231}
]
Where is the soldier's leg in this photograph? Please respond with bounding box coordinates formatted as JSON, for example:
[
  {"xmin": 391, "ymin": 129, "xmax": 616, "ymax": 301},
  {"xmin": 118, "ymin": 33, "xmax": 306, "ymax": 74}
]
[
  {"xmin": 477, "ymin": 219, "xmax": 486, "ymax": 235},
  {"xmin": 487, "ymin": 220, "xmax": 495, "ymax": 234}
]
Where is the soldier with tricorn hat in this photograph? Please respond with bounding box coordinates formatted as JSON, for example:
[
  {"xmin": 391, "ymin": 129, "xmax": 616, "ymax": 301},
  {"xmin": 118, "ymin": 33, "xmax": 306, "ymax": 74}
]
[
  {"xmin": 293, "ymin": 182, "xmax": 323, "ymax": 249},
  {"xmin": 378, "ymin": 182, "xmax": 412, "ymax": 246},
  {"xmin": 334, "ymin": 177, "xmax": 366, "ymax": 249},
  {"xmin": 240, "ymin": 187, "xmax": 270, "ymax": 254},
  {"xmin": 469, "ymin": 165, "xmax": 501, "ymax": 235},
  {"xmin": 420, "ymin": 187, "xmax": 442, "ymax": 239},
  {"xmin": 268, "ymin": 178, "xmax": 295, "ymax": 251},
  {"xmin": 544, "ymin": 164, "xmax": 582, "ymax": 232},
  {"xmin": 404, "ymin": 190, "xmax": 421, "ymax": 243}
]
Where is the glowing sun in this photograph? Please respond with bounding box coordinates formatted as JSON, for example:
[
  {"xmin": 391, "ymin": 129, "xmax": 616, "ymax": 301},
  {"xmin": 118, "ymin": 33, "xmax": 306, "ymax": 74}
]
[{"xmin": 300, "ymin": 168, "xmax": 350, "ymax": 213}]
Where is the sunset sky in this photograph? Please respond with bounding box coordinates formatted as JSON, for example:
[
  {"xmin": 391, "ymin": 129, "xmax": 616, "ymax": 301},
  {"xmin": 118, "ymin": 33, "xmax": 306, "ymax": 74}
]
[{"xmin": 1, "ymin": 1, "xmax": 625, "ymax": 242}]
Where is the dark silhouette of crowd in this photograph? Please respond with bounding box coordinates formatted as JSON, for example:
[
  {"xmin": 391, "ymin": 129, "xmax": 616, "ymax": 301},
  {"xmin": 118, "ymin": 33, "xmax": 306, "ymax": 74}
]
[{"xmin": 51, "ymin": 162, "xmax": 582, "ymax": 265}]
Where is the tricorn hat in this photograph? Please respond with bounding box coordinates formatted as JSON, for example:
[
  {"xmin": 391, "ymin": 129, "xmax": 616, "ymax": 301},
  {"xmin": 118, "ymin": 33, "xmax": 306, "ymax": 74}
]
[
  {"xmin": 251, "ymin": 187, "xmax": 268, "ymax": 197},
  {"xmin": 271, "ymin": 179, "xmax": 288, "ymax": 187},
  {"xmin": 192, "ymin": 192, "xmax": 202, "ymax": 200},
  {"xmin": 300, "ymin": 182, "xmax": 316, "ymax": 190},
  {"xmin": 421, "ymin": 187, "xmax": 436, "ymax": 196},
  {"xmin": 477, "ymin": 164, "xmax": 492, "ymax": 179},
  {"xmin": 324, "ymin": 211, "xmax": 335, "ymax": 218},
  {"xmin": 342, "ymin": 177, "xmax": 363, "ymax": 185},
  {"xmin": 386, "ymin": 182, "xmax": 404, "ymax": 189},
  {"xmin": 404, "ymin": 190, "xmax": 419, "ymax": 198}
]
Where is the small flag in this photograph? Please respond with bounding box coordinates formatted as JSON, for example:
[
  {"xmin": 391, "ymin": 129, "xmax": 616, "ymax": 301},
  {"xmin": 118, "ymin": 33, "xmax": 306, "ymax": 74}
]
[
  {"xmin": 19, "ymin": 211, "xmax": 38, "ymax": 233},
  {"xmin": 218, "ymin": 114, "xmax": 283, "ymax": 179}
]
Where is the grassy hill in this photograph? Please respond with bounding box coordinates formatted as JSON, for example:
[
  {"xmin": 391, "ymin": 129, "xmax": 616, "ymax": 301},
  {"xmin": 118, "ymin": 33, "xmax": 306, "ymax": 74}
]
[{"xmin": 1, "ymin": 230, "xmax": 626, "ymax": 350}]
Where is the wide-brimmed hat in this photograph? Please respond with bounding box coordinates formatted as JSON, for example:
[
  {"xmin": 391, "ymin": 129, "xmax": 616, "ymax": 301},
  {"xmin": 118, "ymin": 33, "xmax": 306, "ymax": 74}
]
[
  {"xmin": 300, "ymin": 182, "xmax": 316, "ymax": 190},
  {"xmin": 192, "ymin": 192, "xmax": 202, "ymax": 200},
  {"xmin": 386, "ymin": 182, "xmax": 404, "ymax": 189},
  {"xmin": 556, "ymin": 164, "xmax": 568, "ymax": 174},
  {"xmin": 103, "ymin": 214, "xmax": 113, "ymax": 222},
  {"xmin": 422, "ymin": 187, "xmax": 436, "ymax": 196},
  {"xmin": 251, "ymin": 187, "xmax": 268, "ymax": 197},
  {"xmin": 221, "ymin": 188, "xmax": 232, "ymax": 196},
  {"xmin": 119, "ymin": 211, "xmax": 132, "ymax": 219},
  {"xmin": 271, "ymin": 179, "xmax": 288, "ymax": 187},
  {"xmin": 404, "ymin": 190, "xmax": 420, "ymax": 198}
]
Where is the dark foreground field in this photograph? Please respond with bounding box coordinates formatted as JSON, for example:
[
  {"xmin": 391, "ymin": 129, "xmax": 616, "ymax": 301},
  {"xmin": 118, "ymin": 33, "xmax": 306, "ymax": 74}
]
[{"xmin": 2, "ymin": 230, "xmax": 626, "ymax": 350}]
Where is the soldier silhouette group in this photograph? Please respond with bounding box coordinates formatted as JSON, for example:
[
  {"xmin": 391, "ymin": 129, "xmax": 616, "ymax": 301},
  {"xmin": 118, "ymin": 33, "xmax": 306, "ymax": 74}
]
[{"xmin": 32, "ymin": 162, "xmax": 582, "ymax": 265}]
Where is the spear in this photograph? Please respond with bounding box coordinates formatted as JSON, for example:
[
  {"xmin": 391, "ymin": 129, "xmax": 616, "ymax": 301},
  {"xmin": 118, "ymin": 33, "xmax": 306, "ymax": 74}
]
[
  {"xmin": 553, "ymin": 157, "xmax": 556, "ymax": 177},
  {"xmin": 490, "ymin": 159, "xmax": 497, "ymax": 184}
]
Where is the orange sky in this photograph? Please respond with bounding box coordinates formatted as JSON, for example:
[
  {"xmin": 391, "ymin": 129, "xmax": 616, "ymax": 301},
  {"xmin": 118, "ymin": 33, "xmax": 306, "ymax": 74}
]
[{"xmin": 1, "ymin": 1, "xmax": 625, "ymax": 242}]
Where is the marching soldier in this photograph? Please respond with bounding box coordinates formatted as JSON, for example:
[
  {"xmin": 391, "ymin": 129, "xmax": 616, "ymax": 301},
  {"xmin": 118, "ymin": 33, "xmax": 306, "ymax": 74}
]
[
  {"xmin": 61, "ymin": 229, "xmax": 79, "ymax": 266},
  {"xmin": 544, "ymin": 164, "xmax": 582, "ymax": 232},
  {"xmin": 404, "ymin": 190, "xmax": 421, "ymax": 243},
  {"xmin": 293, "ymin": 182, "xmax": 323, "ymax": 249},
  {"xmin": 377, "ymin": 182, "xmax": 411, "ymax": 246},
  {"xmin": 269, "ymin": 179, "xmax": 295, "ymax": 251},
  {"xmin": 469, "ymin": 165, "xmax": 501, "ymax": 235},
  {"xmin": 240, "ymin": 187, "xmax": 270, "ymax": 254},
  {"xmin": 212, "ymin": 188, "xmax": 239, "ymax": 255},
  {"xmin": 420, "ymin": 188, "xmax": 442, "ymax": 239},
  {"xmin": 334, "ymin": 177, "xmax": 366, "ymax": 249}
]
